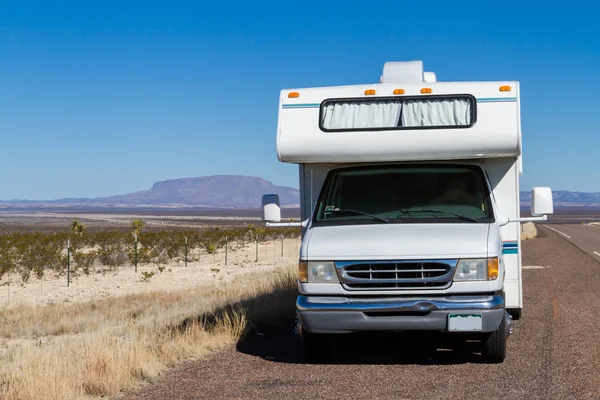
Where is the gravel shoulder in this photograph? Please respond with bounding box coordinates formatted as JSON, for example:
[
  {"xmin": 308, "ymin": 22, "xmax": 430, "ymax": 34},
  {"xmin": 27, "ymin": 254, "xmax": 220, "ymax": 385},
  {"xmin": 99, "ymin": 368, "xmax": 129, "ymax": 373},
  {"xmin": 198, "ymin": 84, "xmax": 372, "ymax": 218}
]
[{"xmin": 121, "ymin": 226, "xmax": 600, "ymax": 400}]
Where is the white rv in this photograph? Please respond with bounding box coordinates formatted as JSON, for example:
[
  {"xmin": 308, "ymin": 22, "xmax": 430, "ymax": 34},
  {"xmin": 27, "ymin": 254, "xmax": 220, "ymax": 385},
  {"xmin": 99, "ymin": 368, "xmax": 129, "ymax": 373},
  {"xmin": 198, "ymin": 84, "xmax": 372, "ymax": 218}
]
[{"xmin": 261, "ymin": 61, "xmax": 553, "ymax": 363}]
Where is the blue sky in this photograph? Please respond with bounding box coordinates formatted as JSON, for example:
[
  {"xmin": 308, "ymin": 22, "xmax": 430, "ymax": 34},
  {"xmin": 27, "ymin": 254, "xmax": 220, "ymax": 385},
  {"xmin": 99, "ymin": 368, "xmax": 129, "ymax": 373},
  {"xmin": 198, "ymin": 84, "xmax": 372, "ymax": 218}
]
[{"xmin": 1, "ymin": 0, "xmax": 598, "ymax": 199}]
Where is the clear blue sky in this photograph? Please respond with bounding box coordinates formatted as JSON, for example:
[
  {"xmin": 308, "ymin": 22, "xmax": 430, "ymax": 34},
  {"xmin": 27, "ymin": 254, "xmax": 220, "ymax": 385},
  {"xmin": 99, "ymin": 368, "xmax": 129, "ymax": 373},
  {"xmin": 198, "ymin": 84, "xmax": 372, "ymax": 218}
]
[{"xmin": 1, "ymin": 0, "xmax": 598, "ymax": 199}]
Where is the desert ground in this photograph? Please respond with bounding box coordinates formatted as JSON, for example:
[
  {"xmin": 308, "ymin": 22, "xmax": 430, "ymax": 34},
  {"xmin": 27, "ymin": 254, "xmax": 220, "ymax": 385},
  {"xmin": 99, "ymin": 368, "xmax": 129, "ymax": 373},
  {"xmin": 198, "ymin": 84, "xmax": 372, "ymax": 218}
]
[
  {"xmin": 0, "ymin": 207, "xmax": 301, "ymax": 231},
  {"xmin": 0, "ymin": 211, "xmax": 302, "ymax": 400},
  {"xmin": 1, "ymin": 210, "xmax": 599, "ymax": 400},
  {"xmin": 0, "ymin": 236, "xmax": 301, "ymax": 309}
]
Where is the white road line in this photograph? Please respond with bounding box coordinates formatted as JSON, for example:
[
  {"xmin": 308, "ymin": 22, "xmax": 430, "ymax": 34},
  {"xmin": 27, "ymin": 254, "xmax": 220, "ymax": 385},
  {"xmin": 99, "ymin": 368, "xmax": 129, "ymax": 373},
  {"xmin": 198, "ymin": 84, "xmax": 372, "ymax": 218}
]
[
  {"xmin": 594, "ymin": 252, "xmax": 600, "ymax": 257},
  {"xmin": 522, "ymin": 265, "xmax": 546, "ymax": 269},
  {"xmin": 543, "ymin": 225, "xmax": 571, "ymax": 239}
]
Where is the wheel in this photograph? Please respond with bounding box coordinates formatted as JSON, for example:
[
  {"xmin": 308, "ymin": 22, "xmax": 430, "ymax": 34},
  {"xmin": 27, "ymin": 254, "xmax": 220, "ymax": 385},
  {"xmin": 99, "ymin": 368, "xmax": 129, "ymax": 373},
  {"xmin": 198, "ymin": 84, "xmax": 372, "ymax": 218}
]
[
  {"xmin": 482, "ymin": 312, "xmax": 508, "ymax": 363},
  {"xmin": 507, "ymin": 307, "xmax": 522, "ymax": 320},
  {"xmin": 300, "ymin": 329, "xmax": 330, "ymax": 363}
]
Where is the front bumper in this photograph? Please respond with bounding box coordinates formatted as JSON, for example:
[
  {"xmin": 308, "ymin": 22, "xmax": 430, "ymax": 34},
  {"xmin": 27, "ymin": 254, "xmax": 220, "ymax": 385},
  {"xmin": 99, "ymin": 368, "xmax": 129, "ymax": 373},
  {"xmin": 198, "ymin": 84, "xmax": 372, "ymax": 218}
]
[{"xmin": 297, "ymin": 293, "xmax": 505, "ymax": 334}]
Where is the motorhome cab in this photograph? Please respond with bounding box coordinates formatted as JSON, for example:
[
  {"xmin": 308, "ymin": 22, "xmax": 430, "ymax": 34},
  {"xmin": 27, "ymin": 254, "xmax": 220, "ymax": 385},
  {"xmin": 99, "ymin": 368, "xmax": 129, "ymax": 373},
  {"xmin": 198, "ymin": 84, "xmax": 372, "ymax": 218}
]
[{"xmin": 261, "ymin": 61, "xmax": 553, "ymax": 363}]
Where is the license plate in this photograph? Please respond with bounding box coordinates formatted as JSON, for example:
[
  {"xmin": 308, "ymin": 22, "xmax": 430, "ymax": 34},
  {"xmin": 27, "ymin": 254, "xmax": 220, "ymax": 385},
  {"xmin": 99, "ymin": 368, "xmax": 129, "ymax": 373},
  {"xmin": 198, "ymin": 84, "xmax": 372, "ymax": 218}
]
[{"xmin": 448, "ymin": 314, "xmax": 483, "ymax": 331}]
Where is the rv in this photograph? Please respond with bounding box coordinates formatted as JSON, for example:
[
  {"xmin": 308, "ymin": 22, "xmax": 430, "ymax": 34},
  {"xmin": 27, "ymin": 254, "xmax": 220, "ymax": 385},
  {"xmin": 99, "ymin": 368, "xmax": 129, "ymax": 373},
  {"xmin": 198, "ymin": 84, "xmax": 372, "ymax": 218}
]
[{"xmin": 261, "ymin": 61, "xmax": 553, "ymax": 363}]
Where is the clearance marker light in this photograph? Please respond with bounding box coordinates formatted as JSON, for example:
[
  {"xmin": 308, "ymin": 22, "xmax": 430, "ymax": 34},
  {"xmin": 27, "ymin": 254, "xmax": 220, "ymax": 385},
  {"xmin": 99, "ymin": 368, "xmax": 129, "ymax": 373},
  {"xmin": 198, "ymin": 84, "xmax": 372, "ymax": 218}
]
[
  {"xmin": 499, "ymin": 85, "xmax": 511, "ymax": 92},
  {"xmin": 488, "ymin": 257, "xmax": 499, "ymax": 280},
  {"xmin": 364, "ymin": 89, "xmax": 376, "ymax": 95},
  {"xmin": 288, "ymin": 92, "xmax": 300, "ymax": 98},
  {"xmin": 393, "ymin": 89, "xmax": 405, "ymax": 95},
  {"xmin": 420, "ymin": 88, "xmax": 432, "ymax": 94}
]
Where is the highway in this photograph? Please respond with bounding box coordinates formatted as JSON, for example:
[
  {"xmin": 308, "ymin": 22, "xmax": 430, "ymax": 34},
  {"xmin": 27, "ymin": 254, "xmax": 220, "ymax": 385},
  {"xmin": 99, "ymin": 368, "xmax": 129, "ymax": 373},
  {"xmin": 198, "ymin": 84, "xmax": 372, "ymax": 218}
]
[
  {"xmin": 123, "ymin": 225, "xmax": 600, "ymax": 400},
  {"xmin": 543, "ymin": 223, "xmax": 600, "ymax": 259}
]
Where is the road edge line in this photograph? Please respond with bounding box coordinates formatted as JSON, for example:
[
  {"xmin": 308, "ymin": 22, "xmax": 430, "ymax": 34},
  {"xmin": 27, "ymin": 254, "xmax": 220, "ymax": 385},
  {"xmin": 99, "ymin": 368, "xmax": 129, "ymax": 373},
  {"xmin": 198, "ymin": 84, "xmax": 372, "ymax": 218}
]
[{"xmin": 539, "ymin": 225, "xmax": 600, "ymax": 265}]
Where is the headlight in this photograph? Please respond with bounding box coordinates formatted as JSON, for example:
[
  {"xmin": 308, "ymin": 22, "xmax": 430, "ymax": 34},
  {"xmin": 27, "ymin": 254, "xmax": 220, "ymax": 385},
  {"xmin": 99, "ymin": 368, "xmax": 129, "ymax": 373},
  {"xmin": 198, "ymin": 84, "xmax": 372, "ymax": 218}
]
[
  {"xmin": 454, "ymin": 257, "xmax": 499, "ymax": 281},
  {"xmin": 298, "ymin": 261, "xmax": 339, "ymax": 283}
]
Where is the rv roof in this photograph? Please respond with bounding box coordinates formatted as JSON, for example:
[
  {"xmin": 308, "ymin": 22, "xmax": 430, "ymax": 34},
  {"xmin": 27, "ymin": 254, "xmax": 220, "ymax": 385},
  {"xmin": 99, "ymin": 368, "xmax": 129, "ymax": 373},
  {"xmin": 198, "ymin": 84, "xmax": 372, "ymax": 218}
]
[{"xmin": 276, "ymin": 62, "xmax": 521, "ymax": 164}]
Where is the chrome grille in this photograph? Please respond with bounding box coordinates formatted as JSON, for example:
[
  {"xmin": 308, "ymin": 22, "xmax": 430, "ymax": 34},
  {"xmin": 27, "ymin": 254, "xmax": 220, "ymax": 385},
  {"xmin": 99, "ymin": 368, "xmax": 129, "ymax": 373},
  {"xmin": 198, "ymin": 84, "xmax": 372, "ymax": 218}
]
[{"xmin": 338, "ymin": 260, "xmax": 457, "ymax": 291}]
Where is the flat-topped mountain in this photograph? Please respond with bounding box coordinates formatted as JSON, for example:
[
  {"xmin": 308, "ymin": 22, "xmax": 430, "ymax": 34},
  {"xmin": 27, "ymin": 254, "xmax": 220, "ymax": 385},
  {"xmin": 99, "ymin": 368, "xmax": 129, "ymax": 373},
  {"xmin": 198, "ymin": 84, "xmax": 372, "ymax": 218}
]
[{"xmin": 2, "ymin": 175, "xmax": 300, "ymax": 208}]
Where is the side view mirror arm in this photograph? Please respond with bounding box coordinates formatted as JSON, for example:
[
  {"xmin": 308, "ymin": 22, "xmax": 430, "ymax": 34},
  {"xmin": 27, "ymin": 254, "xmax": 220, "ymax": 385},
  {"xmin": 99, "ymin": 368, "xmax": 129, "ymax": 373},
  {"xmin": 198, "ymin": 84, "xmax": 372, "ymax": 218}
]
[
  {"xmin": 266, "ymin": 219, "xmax": 308, "ymax": 228},
  {"xmin": 498, "ymin": 215, "xmax": 548, "ymax": 227}
]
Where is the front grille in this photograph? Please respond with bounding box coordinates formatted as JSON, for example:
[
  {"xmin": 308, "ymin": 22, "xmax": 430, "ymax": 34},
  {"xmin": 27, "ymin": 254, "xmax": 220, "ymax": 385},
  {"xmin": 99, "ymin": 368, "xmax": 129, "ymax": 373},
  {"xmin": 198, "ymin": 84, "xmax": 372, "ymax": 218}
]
[{"xmin": 338, "ymin": 260, "xmax": 456, "ymax": 290}]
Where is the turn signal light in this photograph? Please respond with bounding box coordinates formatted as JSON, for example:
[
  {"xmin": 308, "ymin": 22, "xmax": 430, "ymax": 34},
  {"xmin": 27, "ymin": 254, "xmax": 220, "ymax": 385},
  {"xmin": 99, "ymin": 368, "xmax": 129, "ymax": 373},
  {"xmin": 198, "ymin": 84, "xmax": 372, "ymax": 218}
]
[
  {"xmin": 488, "ymin": 257, "xmax": 499, "ymax": 280},
  {"xmin": 299, "ymin": 262, "xmax": 308, "ymax": 283}
]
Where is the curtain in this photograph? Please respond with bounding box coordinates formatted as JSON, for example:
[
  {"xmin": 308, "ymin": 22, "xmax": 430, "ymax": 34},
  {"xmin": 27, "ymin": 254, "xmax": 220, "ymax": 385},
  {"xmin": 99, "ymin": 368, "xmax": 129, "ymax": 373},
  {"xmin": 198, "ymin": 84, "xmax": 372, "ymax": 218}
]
[
  {"xmin": 321, "ymin": 98, "xmax": 471, "ymax": 129},
  {"xmin": 321, "ymin": 101, "xmax": 402, "ymax": 130},
  {"xmin": 402, "ymin": 98, "xmax": 471, "ymax": 127}
]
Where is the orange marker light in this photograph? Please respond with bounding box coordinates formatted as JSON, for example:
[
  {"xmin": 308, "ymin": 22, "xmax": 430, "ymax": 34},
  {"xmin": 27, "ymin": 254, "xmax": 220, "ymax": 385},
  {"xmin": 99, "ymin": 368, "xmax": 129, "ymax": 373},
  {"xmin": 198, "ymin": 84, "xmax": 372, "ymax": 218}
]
[
  {"xmin": 421, "ymin": 88, "xmax": 432, "ymax": 94},
  {"xmin": 298, "ymin": 262, "xmax": 308, "ymax": 283},
  {"xmin": 393, "ymin": 89, "xmax": 405, "ymax": 95},
  {"xmin": 499, "ymin": 86, "xmax": 511, "ymax": 92},
  {"xmin": 488, "ymin": 257, "xmax": 499, "ymax": 280},
  {"xmin": 288, "ymin": 92, "xmax": 300, "ymax": 98},
  {"xmin": 364, "ymin": 89, "xmax": 376, "ymax": 95}
]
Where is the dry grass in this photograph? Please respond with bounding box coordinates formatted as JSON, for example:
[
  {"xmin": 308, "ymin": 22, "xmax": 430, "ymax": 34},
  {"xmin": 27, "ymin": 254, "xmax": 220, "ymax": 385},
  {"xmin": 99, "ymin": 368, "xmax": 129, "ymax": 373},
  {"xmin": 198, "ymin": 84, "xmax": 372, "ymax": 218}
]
[
  {"xmin": 521, "ymin": 222, "xmax": 538, "ymax": 240},
  {"xmin": 0, "ymin": 265, "xmax": 298, "ymax": 400}
]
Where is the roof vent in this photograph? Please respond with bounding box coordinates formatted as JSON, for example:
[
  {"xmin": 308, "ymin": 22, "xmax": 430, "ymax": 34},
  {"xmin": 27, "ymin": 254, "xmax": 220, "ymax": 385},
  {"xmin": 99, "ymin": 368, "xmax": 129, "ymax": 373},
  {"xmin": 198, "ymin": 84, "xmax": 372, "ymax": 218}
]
[
  {"xmin": 424, "ymin": 72, "xmax": 437, "ymax": 83},
  {"xmin": 380, "ymin": 61, "xmax": 424, "ymax": 83}
]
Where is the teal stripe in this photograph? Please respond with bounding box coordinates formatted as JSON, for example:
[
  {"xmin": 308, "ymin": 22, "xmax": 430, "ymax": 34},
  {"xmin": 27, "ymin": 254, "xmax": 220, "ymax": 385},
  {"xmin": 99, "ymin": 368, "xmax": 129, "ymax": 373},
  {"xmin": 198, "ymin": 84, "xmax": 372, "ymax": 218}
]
[
  {"xmin": 503, "ymin": 248, "xmax": 519, "ymax": 255},
  {"xmin": 477, "ymin": 97, "xmax": 517, "ymax": 103},
  {"xmin": 503, "ymin": 242, "xmax": 518, "ymax": 248},
  {"xmin": 282, "ymin": 103, "xmax": 320, "ymax": 109},
  {"xmin": 282, "ymin": 98, "xmax": 516, "ymax": 108}
]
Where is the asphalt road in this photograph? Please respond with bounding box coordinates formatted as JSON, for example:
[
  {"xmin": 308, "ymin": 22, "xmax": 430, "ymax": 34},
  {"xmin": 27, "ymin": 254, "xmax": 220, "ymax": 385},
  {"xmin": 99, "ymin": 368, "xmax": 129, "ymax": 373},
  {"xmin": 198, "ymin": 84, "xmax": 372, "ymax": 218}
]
[
  {"xmin": 542, "ymin": 223, "xmax": 600, "ymax": 260},
  {"xmin": 123, "ymin": 225, "xmax": 600, "ymax": 400}
]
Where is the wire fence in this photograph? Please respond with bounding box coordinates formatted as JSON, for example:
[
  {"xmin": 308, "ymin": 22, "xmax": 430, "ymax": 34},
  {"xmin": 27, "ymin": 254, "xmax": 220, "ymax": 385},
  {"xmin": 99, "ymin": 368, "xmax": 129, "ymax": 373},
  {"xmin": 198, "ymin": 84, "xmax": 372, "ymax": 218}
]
[{"xmin": 0, "ymin": 232, "xmax": 302, "ymax": 292}]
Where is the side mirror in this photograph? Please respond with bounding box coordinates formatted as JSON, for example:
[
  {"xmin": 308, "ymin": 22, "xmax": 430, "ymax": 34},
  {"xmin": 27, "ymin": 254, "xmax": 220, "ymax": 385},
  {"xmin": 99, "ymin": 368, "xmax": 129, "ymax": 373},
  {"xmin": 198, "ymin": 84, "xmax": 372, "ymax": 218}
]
[
  {"xmin": 531, "ymin": 187, "xmax": 553, "ymax": 216},
  {"xmin": 261, "ymin": 194, "xmax": 281, "ymax": 223}
]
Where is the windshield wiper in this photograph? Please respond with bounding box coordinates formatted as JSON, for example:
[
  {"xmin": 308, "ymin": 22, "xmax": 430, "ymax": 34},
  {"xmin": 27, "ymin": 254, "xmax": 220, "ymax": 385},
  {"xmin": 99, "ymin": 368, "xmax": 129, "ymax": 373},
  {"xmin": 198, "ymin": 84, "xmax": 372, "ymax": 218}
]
[
  {"xmin": 332, "ymin": 209, "xmax": 390, "ymax": 223},
  {"xmin": 398, "ymin": 208, "xmax": 478, "ymax": 222}
]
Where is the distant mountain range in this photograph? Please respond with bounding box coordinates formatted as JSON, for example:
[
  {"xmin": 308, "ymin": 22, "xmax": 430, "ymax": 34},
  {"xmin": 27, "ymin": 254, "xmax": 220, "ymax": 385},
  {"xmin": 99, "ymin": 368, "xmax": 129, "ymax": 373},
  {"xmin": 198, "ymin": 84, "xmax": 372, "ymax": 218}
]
[
  {"xmin": 0, "ymin": 175, "xmax": 300, "ymax": 209},
  {"xmin": 1, "ymin": 175, "xmax": 599, "ymax": 210},
  {"xmin": 519, "ymin": 190, "xmax": 600, "ymax": 208}
]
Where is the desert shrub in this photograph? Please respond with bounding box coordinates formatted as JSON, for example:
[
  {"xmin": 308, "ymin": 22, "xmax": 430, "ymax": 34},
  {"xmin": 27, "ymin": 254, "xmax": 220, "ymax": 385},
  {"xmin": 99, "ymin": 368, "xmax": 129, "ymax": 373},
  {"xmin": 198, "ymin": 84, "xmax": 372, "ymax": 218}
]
[
  {"xmin": 95, "ymin": 231, "xmax": 127, "ymax": 269},
  {"xmin": 205, "ymin": 243, "xmax": 216, "ymax": 254},
  {"xmin": 4, "ymin": 232, "xmax": 67, "ymax": 282},
  {"xmin": 73, "ymin": 250, "xmax": 98, "ymax": 275},
  {"xmin": 127, "ymin": 244, "xmax": 158, "ymax": 266},
  {"xmin": 0, "ymin": 239, "xmax": 16, "ymax": 280},
  {"xmin": 132, "ymin": 218, "xmax": 145, "ymax": 232},
  {"xmin": 140, "ymin": 271, "xmax": 155, "ymax": 282},
  {"xmin": 0, "ymin": 225, "xmax": 302, "ymax": 279}
]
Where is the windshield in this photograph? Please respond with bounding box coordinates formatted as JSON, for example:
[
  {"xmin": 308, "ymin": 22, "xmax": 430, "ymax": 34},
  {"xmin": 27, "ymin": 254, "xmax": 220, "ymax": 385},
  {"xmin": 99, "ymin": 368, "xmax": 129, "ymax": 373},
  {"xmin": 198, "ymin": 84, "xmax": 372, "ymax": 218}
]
[{"xmin": 313, "ymin": 164, "xmax": 494, "ymax": 225}]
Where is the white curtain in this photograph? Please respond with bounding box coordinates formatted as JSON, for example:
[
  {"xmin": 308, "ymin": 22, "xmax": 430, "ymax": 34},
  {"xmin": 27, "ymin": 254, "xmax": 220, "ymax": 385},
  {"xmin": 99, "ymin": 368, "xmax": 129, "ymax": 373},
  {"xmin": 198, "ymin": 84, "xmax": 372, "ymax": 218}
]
[
  {"xmin": 402, "ymin": 98, "xmax": 471, "ymax": 127},
  {"xmin": 322, "ymin": 101, "xmax": 402, "ymax": 130},
  {"xmin": 321, "ymin": 98, "xmax": 471, "ymax": 129}
]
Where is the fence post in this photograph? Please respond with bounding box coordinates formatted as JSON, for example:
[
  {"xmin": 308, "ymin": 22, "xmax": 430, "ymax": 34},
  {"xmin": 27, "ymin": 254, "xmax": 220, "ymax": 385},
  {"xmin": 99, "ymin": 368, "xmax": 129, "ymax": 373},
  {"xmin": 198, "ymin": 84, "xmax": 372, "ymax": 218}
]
[
  {"xmin": 67, "ymin": 239, "xmax": 71, "ymax": 287},
  {"xmin": 185, "ymin": 236, "xmax": 188, "ymax": 267},
  {"xmin": 281, "ymin": 235, "xmax": 284, "ymax": 257},
  {"xmin": 225, "ymin": 236, "xmax": 228, "ymax": 265},
  {"xmin": 134, "ymin": 234, "xmax": 138, "ymax": 273},
  {"xmin": 255, "ymin": 237, "xmax": 258, "ymax": 262}
]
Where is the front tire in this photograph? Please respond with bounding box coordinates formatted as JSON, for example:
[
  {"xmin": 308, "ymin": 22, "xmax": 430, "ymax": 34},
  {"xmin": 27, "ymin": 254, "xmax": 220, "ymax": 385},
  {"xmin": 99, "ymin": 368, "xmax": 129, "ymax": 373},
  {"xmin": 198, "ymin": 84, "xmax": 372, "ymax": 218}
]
[
  {"xmin": 507, "ymin": 307, "xmax": 522, "ymax": 320},
  {"xmin": 482, "ymin": 313, "xmax": 508, "ymax": 363}
]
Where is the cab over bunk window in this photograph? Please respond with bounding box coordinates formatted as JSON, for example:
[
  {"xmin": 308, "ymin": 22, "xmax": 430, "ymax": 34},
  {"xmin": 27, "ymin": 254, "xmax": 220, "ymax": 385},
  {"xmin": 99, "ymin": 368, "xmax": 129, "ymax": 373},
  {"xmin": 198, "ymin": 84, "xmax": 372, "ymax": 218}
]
[{"xmin": 320, "ymin": 95, "xmax": 475, "ymax": 131}]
